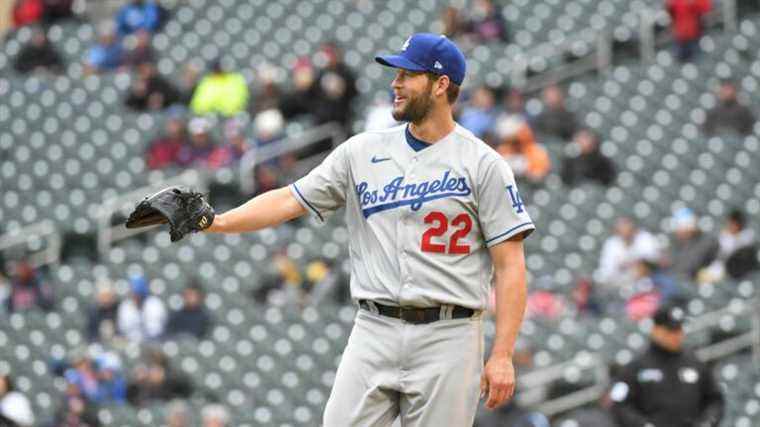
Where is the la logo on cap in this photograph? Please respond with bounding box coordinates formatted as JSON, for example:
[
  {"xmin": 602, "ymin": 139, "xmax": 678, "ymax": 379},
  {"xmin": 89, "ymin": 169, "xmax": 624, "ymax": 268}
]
[{"xmin": 402, "ymin": 37, "xmax": 411, "ymax": 51}]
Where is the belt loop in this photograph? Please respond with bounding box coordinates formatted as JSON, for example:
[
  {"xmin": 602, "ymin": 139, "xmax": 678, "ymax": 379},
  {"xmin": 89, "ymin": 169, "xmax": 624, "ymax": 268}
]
[
  {"xmin": 440, "ymin": 304, "xmax": 453, "ymax": 320},
  {"xmin": 366, "ymin": 300, "xmax": 379, "ymax": 315}
]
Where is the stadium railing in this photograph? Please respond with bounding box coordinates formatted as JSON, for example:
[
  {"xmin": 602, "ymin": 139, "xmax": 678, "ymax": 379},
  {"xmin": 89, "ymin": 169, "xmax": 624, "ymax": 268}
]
[
  {"xmin": 92, "ymin": 120, "xmax": 346, "ymax": 256},
  {"xmin": 0, "ymin": 220, "xmax": 62, "ymax": 268}
]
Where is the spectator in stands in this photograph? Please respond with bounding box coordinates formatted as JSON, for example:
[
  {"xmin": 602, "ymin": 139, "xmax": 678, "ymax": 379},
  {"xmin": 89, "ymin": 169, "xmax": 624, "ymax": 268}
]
[
  {"xmin": 304, "ymin": 259, "xmax": 340, "ymax": 305},
  {"xmin": 190, "ymin": 58, "xmax": 249, "ymax": 117},
  {"xmin": 167, "ymin": 282, "xmax": 212, "ymax": 338},
  {"xmin": 666, "ymin": 208, "xmax": 719, "ymax": 282},
  {"xmin": 86, "ymin": 280, "xmax": 120, "ymax": 343},
  {"xmin": 165, "ymin": 400, "xmax": 190, "ymax": 427},
  {"xmin": 12, "ymin": 0, "xmax": 43, "ymax": 28},
  {"xmin": 145, "ymin": 116, "xmax": 188, "ymax": 170},
  {"xmin": 572, "ymin": 278, "xmax": 604, "ymax": 317},
  {"xmin": 667, "ymin": 0, "xmax": 711, "ymax": 62},
  {"xmin": 493, "ymin": 114, "xmax": 550, "ymax": 183},
  {"xmin": 116, "ymin": 0, "xmax": 161, "ymax": 37},
  {"xmin": 595, "ymin": 217, "xmax": 661, "ymax": 287},
  {"xmin": 253, "ymin": 253, "xmax": 304, "ymax": 307},
  {"xmin": 459, "ymin": 85, "xmax": 498, "ymax": 139},
  {"xmin": 13, "ymin": 27, "xmax": 64, "ymax": 74},
  {"xmin": 703, "ymin": 81, "xmax": 756, "ymax": 135},
  {"xmin": 125, "ymin": 62, "xmax": 182, "ymax": 111},
  {"xmin": 703, "ymin": 208, "xmax": 758, "ymax": 281},
  {"xmin": 249, "ymin": 64, "xmax": 282, "ymax": 114},
  {"xmin": 631, "ymin": 259, "xmax": 682, "ymax": 304},
  {"xmin": 280, "ymin": 57, "xmax": 318, "ymax": 120},
  {"xmin": 5, "ymin": 260, "xmax": 53, "ymax": 312},
  {"xmin": 502, "ymin": 88, "xmax": 532, "ymax": 123},
  {"xmin": 610, "ymin": 304, "xmax": 724, "ymax": 427},
  {"xmin": 85, "ymin": 28, "xmax": 124, "ymax": 74},
  {"xmin": 252, "ymin": 108, "xmax": 286, "ymax": 160},
  {"xmin": 0, "ymin": 374, "xmax": 34, "ymax": 427},
  {"xmin": 177, "ymin": 117, "xmax": 217, "ymax": 168},
  {"xmin": 312, "ymin": 42, "xmax": 359, "ymax": 133},
  {"xmin": 124, "ymin": 29, "xmax": 155, "ymax": 68},
  {"xmin": 441, "ymin": 6, "xmax": 466, "ymax": 39},
  {"xmin": 94, "ymin": 352, "xmax": 127, "ymax": 404},
  {"xmin": 202, "ymin": 404, "xmax": 229, "ymax": 427},
  {"xmin": 53, "ymin": 381, "xmax": 100, "ymax": 427},
  {"xmin": 561, "ymin": 128, "xmax": 616, "ymax": 186},
  {"xmin": 127, "ymin": 348, "xmax": 192, "ymax": 406},
  {"xmin": 525, "ymin": 288, "xmax": 565, "ymax": 320},
  {"xmin": 534, "ymin": 84, "xmax": 578, "ymax": 141},
  {"xmin": 41, "ymin": 0, "xmax": 75, "ymax": 24},
  {"xmin": 207, "ymin": 118, "xmax": 251, "ymax": 169},
  {"xmin": 117, "ymin": 274, "xmax": 167, "ymax": 342},
  {"xmin": 464, "ymin": 0, "xmax": 508, "ymax": 43},
  {"xmin": 64, "ymin": 352, "xmax": 102, "ymax": 403}
]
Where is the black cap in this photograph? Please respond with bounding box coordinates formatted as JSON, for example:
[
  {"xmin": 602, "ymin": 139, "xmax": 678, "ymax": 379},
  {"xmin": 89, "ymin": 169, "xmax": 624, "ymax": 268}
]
[{"xmin": 653, "ymin": 305, "xmax": 686, "ymax": 329}]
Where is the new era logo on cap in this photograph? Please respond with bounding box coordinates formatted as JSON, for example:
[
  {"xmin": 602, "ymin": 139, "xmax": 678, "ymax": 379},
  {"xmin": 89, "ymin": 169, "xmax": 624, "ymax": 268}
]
[
  {"xmin": 375, "ymin": 33, "xmax": 467, "ymax": 86},
  {"xmin": 402, "ymin": 37, "xmax": 411, "ymax": 51}
]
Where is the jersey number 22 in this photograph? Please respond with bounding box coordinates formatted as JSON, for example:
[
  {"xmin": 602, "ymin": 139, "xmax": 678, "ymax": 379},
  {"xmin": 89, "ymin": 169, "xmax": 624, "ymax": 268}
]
[{"xmin": 420, "ymin": 211, "xmax": 472, "ymax": 254}]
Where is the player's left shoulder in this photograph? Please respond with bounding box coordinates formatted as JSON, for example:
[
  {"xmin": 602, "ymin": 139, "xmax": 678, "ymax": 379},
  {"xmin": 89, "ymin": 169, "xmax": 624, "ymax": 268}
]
[
  {"xmin": 452, "ymin": 124, "xmax": 502, "ymax": 159},
  {"xmin": 451, "ymin": 123, "xmax": 508, "ymax": 172}
]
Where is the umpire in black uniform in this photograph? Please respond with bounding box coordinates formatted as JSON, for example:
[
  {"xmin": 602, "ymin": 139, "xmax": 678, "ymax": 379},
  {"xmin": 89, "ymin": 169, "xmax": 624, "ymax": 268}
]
[{"xmin": 609, "ymin": 304, "xmax": 724, "ymax": 427}]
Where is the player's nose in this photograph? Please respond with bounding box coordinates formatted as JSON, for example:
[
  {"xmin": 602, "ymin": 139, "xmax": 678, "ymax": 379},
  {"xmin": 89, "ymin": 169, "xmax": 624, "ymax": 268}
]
[{"xmin": 391, "ymin": 72, "xmax": 403, "ymax": 90}]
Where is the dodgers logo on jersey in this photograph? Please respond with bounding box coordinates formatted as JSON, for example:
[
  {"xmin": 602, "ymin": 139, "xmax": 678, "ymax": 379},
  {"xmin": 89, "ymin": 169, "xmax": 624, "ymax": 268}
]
[{"xmin": 356, "ymin": 170, "xmax": 471, "ymax": 218}]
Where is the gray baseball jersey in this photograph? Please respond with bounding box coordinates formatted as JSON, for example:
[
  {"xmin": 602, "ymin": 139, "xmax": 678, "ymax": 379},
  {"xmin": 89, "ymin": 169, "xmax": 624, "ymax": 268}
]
[{"xmin": 289, "ymin": 123, "xmax": 534, "ymax": 310}]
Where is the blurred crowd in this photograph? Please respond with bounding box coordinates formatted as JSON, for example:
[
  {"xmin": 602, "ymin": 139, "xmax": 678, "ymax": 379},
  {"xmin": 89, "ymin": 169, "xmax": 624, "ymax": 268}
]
[
  {"xmin": 0, "ymin": 251, "xmax": 344, "ymax": 425},
  {"xmin": 6, "ymin": 0, "xmax": 756, "ymax": 197}
]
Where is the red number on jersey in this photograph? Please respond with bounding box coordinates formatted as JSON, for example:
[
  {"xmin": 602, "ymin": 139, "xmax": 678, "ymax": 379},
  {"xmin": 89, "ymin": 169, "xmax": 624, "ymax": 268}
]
[
  {"xmin": 449, "ymin": 213, "xmax": 472, "ymax": 254},
  {"xmin": 420, "ymin": 211, "xmax": 472, "ymax": 254},
  {"xmin": 421, "ymin": 211, "xmax": 447, "ymax": 253}
]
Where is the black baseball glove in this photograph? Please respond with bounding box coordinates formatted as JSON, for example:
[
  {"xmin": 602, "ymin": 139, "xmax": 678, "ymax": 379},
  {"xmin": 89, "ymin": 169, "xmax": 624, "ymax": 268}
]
[{"xmin": 125, "ymin": 186, "xmax": 215, "ymax": 242}]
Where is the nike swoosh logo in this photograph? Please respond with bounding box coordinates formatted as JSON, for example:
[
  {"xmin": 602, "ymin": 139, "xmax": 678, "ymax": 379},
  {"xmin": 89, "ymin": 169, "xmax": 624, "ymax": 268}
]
[{"xmin": 371, "ymin": 156, "xmax": 391, "ymax": 164}]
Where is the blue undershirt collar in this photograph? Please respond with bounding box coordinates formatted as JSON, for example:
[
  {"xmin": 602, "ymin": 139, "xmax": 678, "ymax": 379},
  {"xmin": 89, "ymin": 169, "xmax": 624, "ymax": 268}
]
[{"xmin": 405, "ymin": 125, "xmax": 433, "ymax": 152}]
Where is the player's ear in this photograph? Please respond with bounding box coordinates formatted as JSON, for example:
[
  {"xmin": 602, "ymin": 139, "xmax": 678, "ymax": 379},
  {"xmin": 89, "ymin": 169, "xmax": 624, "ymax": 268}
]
[{"xmin": 434, "ymin": 75, "xmax": 450, "ymax": 99}]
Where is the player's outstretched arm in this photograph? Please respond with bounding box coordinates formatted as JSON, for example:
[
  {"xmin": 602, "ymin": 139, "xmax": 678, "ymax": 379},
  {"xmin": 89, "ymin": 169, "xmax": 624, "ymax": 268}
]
[
  {"xmin": 481, "ymin": 237, "xmax": 528, "ymax": 410},
  {"xmin": 205, "ymin": 186, "xmax": 307, "ymax": 234}
]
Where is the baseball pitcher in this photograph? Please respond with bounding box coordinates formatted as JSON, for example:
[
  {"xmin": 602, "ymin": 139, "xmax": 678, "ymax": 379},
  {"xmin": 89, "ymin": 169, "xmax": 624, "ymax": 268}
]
[{"xmin": 134, "ymin": 33, "xmax": 535, "ymax": 426}]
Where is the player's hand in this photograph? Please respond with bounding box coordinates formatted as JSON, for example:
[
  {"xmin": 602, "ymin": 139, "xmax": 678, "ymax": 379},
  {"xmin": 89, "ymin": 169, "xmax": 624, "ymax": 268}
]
[{"xmin": 480, "ymin": 353, "xmax": 516, "ymax": 410}]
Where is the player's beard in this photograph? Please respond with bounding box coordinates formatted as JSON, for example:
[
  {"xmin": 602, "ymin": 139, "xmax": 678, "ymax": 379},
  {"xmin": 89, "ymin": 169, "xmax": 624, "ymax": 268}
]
[{"xmin": 392, "ymin": 81, "xmax": 434, "ymax": 124}]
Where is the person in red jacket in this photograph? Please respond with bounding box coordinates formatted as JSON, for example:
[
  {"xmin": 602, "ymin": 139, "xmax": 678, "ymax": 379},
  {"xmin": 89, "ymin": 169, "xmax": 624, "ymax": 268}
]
[
  {"xmin": 13, "ymin": 0, "xmax": 43, "ymax": 27},
  {"xmin": 145, "ymin": 117, "xmax": 187, "ymax": 170},
  {"xmin": 667, "ymin": 0, "xmax": 711, "ymax": 62}
]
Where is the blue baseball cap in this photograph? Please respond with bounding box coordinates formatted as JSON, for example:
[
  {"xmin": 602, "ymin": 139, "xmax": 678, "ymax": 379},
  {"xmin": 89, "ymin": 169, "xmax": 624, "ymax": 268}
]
[
  {"xmin": 375, "ymin": 33, "xmax": 466, "ymax": 86},
  {"xmin": 129, "ymin": 275, "xmax": 149, "ymax": 297}
]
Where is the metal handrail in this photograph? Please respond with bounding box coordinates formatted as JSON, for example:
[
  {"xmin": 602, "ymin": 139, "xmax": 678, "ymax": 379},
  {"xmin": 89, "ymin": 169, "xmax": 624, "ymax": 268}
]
[
  {"xmin": 238, "ymin": 121, "xmax": 346, "ymax": 194},
  {"xmin": 0, "ymin": 220, "xmax": 61, "ymax": 268}
]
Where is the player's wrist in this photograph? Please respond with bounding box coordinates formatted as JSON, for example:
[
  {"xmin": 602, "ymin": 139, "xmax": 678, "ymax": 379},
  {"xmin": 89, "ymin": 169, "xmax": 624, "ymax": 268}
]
[
  {"xmin": 488, "ymin": 349, "xmax": 513, "ymax": 360},
  {"xmin": 204, "ymin": 214, "xmax": 224, "ymax": 233}
]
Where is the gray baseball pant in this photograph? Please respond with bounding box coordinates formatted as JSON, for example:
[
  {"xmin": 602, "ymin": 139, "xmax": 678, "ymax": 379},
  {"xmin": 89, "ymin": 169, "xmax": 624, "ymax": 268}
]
[{"xmin": 323, "ymin": 306, "xmax": 484, "ymax": 426}]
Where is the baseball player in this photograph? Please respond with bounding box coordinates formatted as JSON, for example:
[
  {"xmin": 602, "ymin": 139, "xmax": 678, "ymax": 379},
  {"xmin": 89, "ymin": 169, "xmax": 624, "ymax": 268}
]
[{"xmin": 205, "ymin": 33, "xmax": 534, "ymax": 426}]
